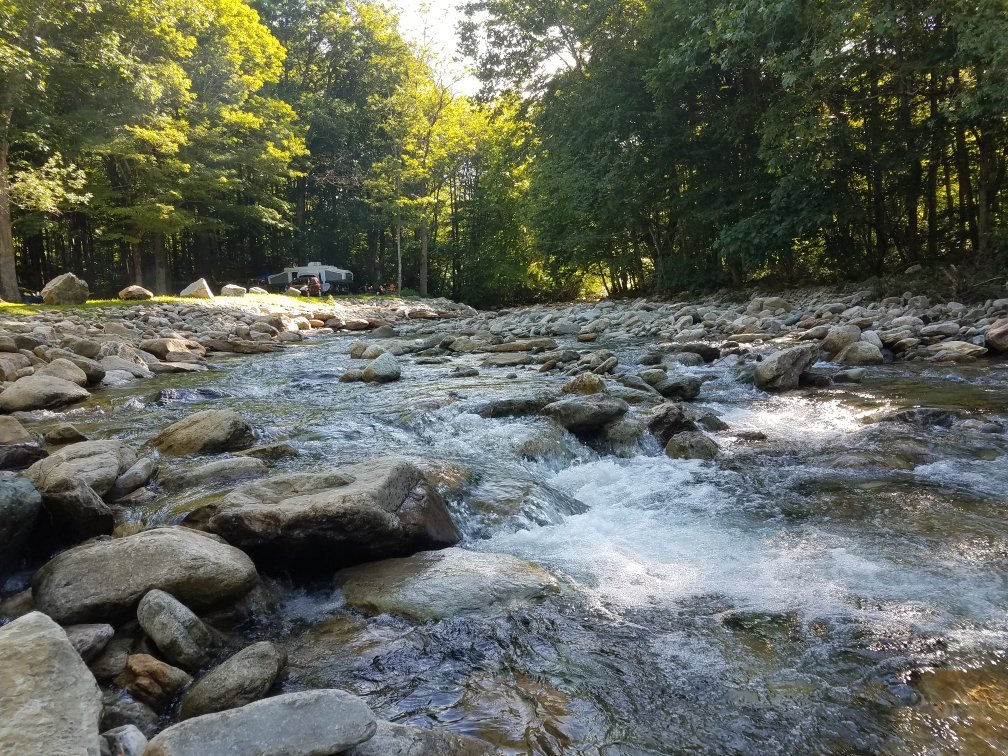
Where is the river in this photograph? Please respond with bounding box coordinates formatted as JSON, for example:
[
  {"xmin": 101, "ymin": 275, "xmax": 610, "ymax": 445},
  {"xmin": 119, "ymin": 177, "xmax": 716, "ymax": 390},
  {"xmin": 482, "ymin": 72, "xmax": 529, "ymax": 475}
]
[{"xmin": 53, "ymin": 331, "xmax": 1008, "ymax": 754}]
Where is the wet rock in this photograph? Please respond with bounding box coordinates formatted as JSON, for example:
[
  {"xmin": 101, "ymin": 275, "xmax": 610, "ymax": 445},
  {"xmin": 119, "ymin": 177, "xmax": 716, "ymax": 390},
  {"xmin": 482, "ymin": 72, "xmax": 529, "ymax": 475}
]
[
  {"xmin": 878, "ymin": 407, "xmax": 964, "ymax": 428},
  {"xmin": 647, "ymin": 403, "xmax": 698, "ymax": 446},
  {"xmin": 235, "ymin": 443, "xmax": 299, "ymax": 462},
  {"xmin": 41, "ymin": 272, "xmax": 89, "ymax": 304},
  {"xmin": 345, "ymin": 720, "xmax": 494, "ymax": 756},
  {"xmin": 185, "ymin": 458, "xmax": 461, "ymax": 572},
  {"xmin": 926, "ymin": 340, "xmax": 987, "ymax": 361},
  {"xmin": 482, "ymin": 352, "xmax": 533, "ymax": 367},
  {"xmin": 653, "ymin": 373, "xmax": 702, "ymax": 400},
  {"xmin": 26, "ymin": 439, "xmax": 139, "ymax": 498},
  {"xmin": 834, "ymin": 367, "xmax": 867, "ymax": 384},
  {"xmin": 0, "ymin": 474, "xmax": 41, "ymax": 574},
  {"xmin": 362, "ymin": 352, "xmax": 401, "ymax": 383},
  {"xmin": 101, "ymin": 725, "xmax": 148, "ymax": 756},
  {"xmin": 179, "ymin": 641, "xmax": 285, "ymax": 719},
  {"xmin": 144, "ymin": 689, "xmax": 376, "ymax": 756},
  {"xmin": 115, "ymin": 653, "xmax": 192, "ymax": 711},
  {"xmin": 753, "ymin": 344, "xmax": 820, "ymax": 391},
  {"xmin": 679, "ymin": 343, "xmax": 720, "ymax": 363},
  {"xmin": 450, "ymin": 366, "xmax": 480, "ymax": 378},
  {"xmin": 179, "ymin": 278, "xmax": 214, "ymax": 299},
  {"xmin": 152, "ymin": 409, "xmax": 254, "ymax": 456},
  {"xmin": 100, "ymin": 688, "xmax": 159, "ymax": 737},
  {"xmin": 64, "ymin": 623, "xmax": 114, "ymax": 662},
  {"xmin": 835, "ymin": 341, "xmax": 883, "ymax": 365},
  {"xmin": 89, "ymin": 638, "xmax": 133, "ymax": 680},
  {"xmin": 340, "ymin": 368, "xmax": 364, "ymax": 382},
  {"xmin": 106, "ymin": 457, "xmax": 157, "ymax": 501},
  {"xmin": 0, "ymin": 374, "xmax": 90, "ymax": 411},
  {"xmin": 45, "ymin": 423, "xmax": 88, "ymax": 444},
  {"xmin": 561, "ymin": 372, "xmax": 606, "ymax": 395},
  {"xmin": 665, "ymin": 431, "xmax": 719, "ymax": 460},
  {"xmin": 0, "ymin": 612, "xmax": 102, "ymax": 755},
  {"xmin": 0, "ymin": 587, "xmax": 33, "ymax": 619},
  {"xmin": 336, "ymin": 547, "xmax": 560, "ymax": 621},
  {"xmin": 118, "ymin": 285, "xmax": 154, "ymax": 300},
  {"xmin": 32, "ymin": 526, "xmax": 258, "ymax": 623},
  {"xmin": 541, "ymin": 395, "xmax": 629, "ymax": 435},
  {"xmin": 158, "ymin": 456, "xmax": 267, "ymax": 490},
  {"xmin": 473, "ymin": 393, "xmax": 559, "ymax": 418},
  {"xmin": 136, "ymin": 590, "xmax": 215, "ymax": 672},
  {"xmin": 34, "ymin": 479, "xmax": 115, "ymax": 543}
]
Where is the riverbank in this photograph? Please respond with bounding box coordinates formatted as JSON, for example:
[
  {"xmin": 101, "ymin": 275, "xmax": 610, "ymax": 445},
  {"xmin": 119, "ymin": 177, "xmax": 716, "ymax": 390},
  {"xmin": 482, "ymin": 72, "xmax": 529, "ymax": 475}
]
[{"xmin": 1, "ymin": 285, "xmax": 1007, "ymax": 754}]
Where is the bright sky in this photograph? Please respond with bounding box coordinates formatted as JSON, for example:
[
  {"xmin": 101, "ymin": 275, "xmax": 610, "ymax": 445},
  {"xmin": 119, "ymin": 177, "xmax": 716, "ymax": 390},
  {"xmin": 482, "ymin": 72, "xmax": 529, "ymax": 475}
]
[{"xmin": 392, "ymin": 0, "xmax": 481, "ymax": 95}]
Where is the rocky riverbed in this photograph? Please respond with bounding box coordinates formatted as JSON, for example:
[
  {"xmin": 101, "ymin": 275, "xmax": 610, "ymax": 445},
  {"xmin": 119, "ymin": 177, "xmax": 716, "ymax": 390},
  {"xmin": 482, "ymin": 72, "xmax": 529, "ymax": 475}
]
[{"xmin": 1, "ymin": 285, "xmax": 1007, "ymax": 754}]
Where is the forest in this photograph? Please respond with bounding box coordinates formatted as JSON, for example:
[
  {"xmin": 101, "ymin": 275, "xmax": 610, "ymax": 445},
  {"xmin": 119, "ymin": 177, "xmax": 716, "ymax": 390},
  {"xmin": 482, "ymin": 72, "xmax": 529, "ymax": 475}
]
[{"xmin": 1, "ymin": 0, "xmax": 1006, "ymax": 306}]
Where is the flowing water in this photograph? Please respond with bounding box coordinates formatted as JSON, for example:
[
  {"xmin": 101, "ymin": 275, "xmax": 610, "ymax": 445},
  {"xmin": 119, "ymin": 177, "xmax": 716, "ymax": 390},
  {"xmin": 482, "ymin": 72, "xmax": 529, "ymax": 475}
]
[{"xmin": 45, "ymin": 334, "xmax": 1008, "ymax": 754}]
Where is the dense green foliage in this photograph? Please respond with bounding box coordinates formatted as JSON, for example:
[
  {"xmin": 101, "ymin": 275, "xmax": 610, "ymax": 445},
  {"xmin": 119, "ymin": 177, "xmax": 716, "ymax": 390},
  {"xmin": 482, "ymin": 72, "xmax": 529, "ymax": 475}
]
[
  {"xmin": 463, "ymin": 0, "xmax": 1008, "ymax": 293},
  {"xmin": 2, "ymin": 0, "xmax": 1006, "ymax": 304}
]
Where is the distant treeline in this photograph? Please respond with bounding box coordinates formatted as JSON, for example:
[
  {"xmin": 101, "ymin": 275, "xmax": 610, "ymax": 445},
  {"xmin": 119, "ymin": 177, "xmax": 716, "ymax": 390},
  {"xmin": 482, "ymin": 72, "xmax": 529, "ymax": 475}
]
[{"xmin": 2, "ymin": 0, "xmax": 1006, "ymax": 305}]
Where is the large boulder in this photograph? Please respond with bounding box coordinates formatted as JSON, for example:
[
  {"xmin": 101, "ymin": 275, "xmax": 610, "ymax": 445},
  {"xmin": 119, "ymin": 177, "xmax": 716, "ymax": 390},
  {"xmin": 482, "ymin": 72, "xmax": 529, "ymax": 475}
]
[
  {"xmin": 179, "ymin": 278, "xmax": 214, "ymax": 299},
  {"xmin": 26, "ymin": 440, "xmax": 139, "ymax": 498},
  {"xmin": 32, "ymin": 526, "xmax": 258, "ymax": 624},
  {"xmin": 0, "ymin": 612, "xmax": 103, "ymax": 755},
  {"xmin": 540, "ymin": 395, "xmax": 629, "ymax": 435},
  {"xmin": 335, "ymin": 547, "xmax": 560, "ymax": 621},
  {"xmin": 136, "ymin": 590, "xmax": 216, "ymax": 672},
  {"xmin": 179, "ymin": 642, "xmax": 285, "ymax": 719},
  {"xmin": 346, "ymin": 720, "xmax": 493, "ymax": 756},
  {"xmin": 36, "ymin": 357, "xmax": 88, "ymax": 386},
  {"xmin": 665, "ymin": 431, "xmax": 719, "ymax": 460},
  {"xmin": 647, "ymin": 403, "xmax": 698, "ymax": 446},
  {"xmin": 0, "ymin": 474, "xmax": 42, "ymax": 574},
  {"xmin": 144, "ymin": 690, "xmax": 376, "ymax": 756},
  {"xmin": 185, "ymin": 458, "xmax": 461, "ymax": 572},
  {"xmin": 220, "ymin": 284, "xmax": 247, "ymax": 297},
  {"xmin": 821, "ymin": 324, "xmax": 861, "ymax": 355},
  {"xmin": 41, "ymin": 272, "xmax": 89, "ymax": 305},
  {"xmin": 151, "ymin": 409, "xmax": 254, "ymax": 456},
  {"xmin": 984, "ymin": 317, "xmax": 1008, "ymax": 352},
  {"xmin": 118, "ymin": 285, "xmax": 154, "ymax": 300},
  {"xmin": 753, "ymin": 344, "xmax": 820, "ymax": 391},
  {"xmin": 0, "ymin": 374, "xmax": 90, "ymax": 412}
]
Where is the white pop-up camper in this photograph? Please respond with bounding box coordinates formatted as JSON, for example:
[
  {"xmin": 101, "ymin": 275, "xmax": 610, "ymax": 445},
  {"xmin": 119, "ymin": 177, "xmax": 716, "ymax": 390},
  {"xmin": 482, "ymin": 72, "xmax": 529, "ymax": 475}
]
[{"xmin": 267, "ymin": 262, "xmax": 354, "ymax": 294}]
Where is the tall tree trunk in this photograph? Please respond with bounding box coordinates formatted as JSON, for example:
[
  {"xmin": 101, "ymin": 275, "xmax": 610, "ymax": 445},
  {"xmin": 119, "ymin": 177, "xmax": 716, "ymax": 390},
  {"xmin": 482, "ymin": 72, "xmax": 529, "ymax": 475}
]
[
  {"xmin": 395, "ymin": 224, "xmax": 402, "ymax": 294},
  {"xmin": 0, "ymin": 106, "xmax": 21, "ymax": 302},
  {"xmin": 153, "ymin": 232, "xmax": 168, "ymax": 294},
  {"xmin": 131, "ymin": 241, "xmax": 144, "ymax": 287},
  {"xmin": 418, "ymin": 220, "xmax": 428, "ymax": 297},
  {"xmin": 976, "ymin": 128, "xmax": 997, "ymax": 260}
]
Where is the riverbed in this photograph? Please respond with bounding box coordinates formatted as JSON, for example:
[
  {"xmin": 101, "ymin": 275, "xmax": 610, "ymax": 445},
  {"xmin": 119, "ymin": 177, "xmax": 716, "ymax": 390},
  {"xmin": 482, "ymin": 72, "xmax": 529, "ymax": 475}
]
[{"xmin": 39, "ymin": 330, "xmax": 1008, "ymax": 754}]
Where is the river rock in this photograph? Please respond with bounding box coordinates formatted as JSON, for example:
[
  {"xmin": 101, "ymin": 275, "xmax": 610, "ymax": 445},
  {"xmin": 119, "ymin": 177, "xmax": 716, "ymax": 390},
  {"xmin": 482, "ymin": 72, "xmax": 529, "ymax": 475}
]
[
  {"xmin": 821, "ymin": 324, "xmax": 861, "ymax": 355},
  {"xmin": 835, "ymin": 341, "xmax": 883, "ymax": 365},
  {"xmin": 541, "ymin": 395, "xmax": 629, "ymax": 434},
  {"xmin": 36, "ymin": 356, "xmax": 88, "ymax": 386},
  {"xmin": 562, "ymin": 373, "xmax": 606, "ymax": 395},
  {"xmin": 102, "ymin": 725, "xmax": 148, "ymax": 756},
  {"xmin": 925, "ymin": 340, "xmax": 987, "ymax": 361},
  {"xmin": 34, "ymin": 479, "xmax": 114, "ymax": 543},
  {"xmin": 115, "ymin": 653, "xmax": 192, "ymax": 710},
  {"xmin": 41, "ymin": 272, "xmax": 89, "ymax": 304},
  {"xmin": 753, "ymin": 344, "xmax": 820, "ymax": 391},
  {"xmin": 144, "ymin": 689, "xmax": 376, "ymax": 756},
  {"xmin": 64, "ymin": 623, "xmax": 114, "ymax": 662},
  {"xmin": 100, "ymin": 688, "xmax": 159, "ymax": 737},
  {"xmin": 118, "ymin": 285, "xmax": 154, "ymax": 300},
  {"xmin": 0, "ymin": 374, "xmax": 90, "ymax": 411},
  {"xmin": 220, "ymin": 284, "xmax": 247, "ymax": 297},
  {"xmin": 0, "ymin": 611, "xmax": 102, "ymax": 755},
  {"xmin": 26, "ymin": 439, "xmax": 139, "ymax": 498},
  {"xmin": 0, "ymin": 474, "xmax": 42, "ymax": 574},
  {"xmin": 362, "ymin": 352, "xmax": 401, "ymax": 382},
  {"xmin": 665, "ymin": 431, "xmax": 719, "ymax": 460},
  {"xmin": 158, "ymin": 456, "xmax": 267, "ymax": 490},
  {"xmin": 152, "ymin": 409, "xmax": 254, "ymax": 456},
  {"xmin": 647, "ymin": 403, "xmax": 698, "ymax": 446},
  {"xmin": 179, "ymin": 641, "xmax": 285, "ymax": 719},
  {"xmin": 336, "ymin": 547, "xmax": 560, "ymax": 621},
  {"xmin": 986, "ymin": 317, "xmax": 1008, "ymax": 352},
  {"xmin": 137, "ymin": 590, "xmax": 216, "ymax": 672},
  {"xmin": 474, "ymin": 393, "xmax": 559, "ymax": 418},
  {"xmin": 185, "ymin": 458, "xmax": 461, "ymax": 572},
  {"xmin": 32, "ymin": 526, "xmax": 258, "ymax": 623},
  {"xmin": 179, "ymin": 278, "xmax": 214, "ymax": 299},
  {"xmin": 345, "ymin": 720, "xmax": 493, "ymax": 756}
]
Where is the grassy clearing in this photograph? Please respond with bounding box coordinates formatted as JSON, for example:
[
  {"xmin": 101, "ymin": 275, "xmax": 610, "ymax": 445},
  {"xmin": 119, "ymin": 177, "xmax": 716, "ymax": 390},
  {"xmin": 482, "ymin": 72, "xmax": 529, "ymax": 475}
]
[{"xmin": 0, "ymin": 292, "xmax": 324, "ymax": 316}]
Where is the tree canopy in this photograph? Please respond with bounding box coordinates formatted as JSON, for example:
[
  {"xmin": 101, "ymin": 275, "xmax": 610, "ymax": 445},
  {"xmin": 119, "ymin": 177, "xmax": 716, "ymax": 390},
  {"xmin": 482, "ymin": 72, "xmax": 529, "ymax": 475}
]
[{"xmin": 1, "ymin": 0, "xmax": 1005, "ymax": 304}]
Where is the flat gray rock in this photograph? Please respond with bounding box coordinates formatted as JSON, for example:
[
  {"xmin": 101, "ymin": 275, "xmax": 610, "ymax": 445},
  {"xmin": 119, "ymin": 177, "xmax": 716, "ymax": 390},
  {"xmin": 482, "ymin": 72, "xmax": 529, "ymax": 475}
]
[{"xmin": 145, "ymin": 689, "xmax": 376, "ymax": 756}]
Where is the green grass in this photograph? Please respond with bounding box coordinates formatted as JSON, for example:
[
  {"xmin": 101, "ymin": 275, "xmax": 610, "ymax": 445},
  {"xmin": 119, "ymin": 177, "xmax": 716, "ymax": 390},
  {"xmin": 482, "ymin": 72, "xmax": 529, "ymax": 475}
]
[{"xmin": 0, "ymin": 292, "xmax": 321, "ymax": 316}]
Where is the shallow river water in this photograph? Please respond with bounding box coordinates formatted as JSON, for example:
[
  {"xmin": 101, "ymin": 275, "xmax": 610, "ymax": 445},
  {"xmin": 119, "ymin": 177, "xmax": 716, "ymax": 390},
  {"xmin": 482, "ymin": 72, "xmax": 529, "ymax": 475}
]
[{"xmin": 49, "ymin": 334, "xmax": 1008, "ymax": 754}]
